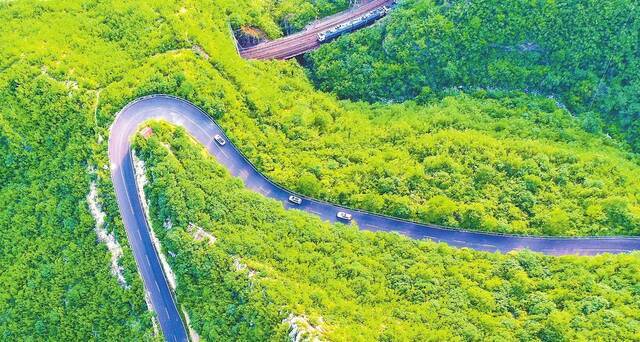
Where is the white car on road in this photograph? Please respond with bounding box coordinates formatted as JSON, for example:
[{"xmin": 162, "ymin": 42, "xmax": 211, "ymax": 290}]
[
  {"xmin": 288, "ymin": 195, "xmax": 303, "ymax": 205},
  {"xmin": 214, "ymin": 134, "xmax": 226, "ymax": 145},
  {"xmin": 337, "ymin": 211, "xmax": 352, "ymax": 221}
]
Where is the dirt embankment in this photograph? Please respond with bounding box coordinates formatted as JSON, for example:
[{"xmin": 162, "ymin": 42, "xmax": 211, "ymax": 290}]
[{"xmin": 235, "ymin": 26, "xmax": 268, "ymax": 48}]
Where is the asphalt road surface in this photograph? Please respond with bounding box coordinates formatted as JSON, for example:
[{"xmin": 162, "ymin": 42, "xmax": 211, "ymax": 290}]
[
  {"xmin": 109, "ymin": 95, "xmax": 640, "ymax": 340},
  {"xmin": 239, "ymin": 0, "xmax": 396, "ymax": 59}
]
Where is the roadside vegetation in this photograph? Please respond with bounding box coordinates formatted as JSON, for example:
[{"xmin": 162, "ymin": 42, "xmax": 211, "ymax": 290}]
[
  {"xmin": 136, "ymin": 123, "xmax": 640, "ymax": 341},
  {"xmin": 230, "ymin": 93, "xmax": 640, "ymax": 236},
  {"xmin": 0, "ymin": 68, "xmax": 154, "ymax": 339},
  {"xmin": 306, "ymin": 0, "xmax": 640, "ymax": 152}
]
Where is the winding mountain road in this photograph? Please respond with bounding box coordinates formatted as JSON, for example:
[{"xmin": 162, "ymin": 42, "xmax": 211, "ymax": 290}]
[
  {"xmin": 109, "ymin": 95, "xmax": 640, "ymax": 340},
  {"xmin": 239, "ymin": 0, "xmax": 395, "ymax": 60}
]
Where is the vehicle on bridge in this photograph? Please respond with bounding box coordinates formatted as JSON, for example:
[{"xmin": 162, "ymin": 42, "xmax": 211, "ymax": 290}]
[{"xmin": 317, "ymin": 5, "xmax": 391, "ymax": 42}]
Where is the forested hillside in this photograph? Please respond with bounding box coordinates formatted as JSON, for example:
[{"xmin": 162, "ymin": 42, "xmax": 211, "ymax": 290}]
[
  {"xmin": 235, "ymin": 93, "xmax": 640, "ymax": 236},
  {"xmin": 0, "ymin": 0, "xmax": 325, "ymax": 338},
  {"xmin": 136, "ymin": 123, "xmax": 640, "ymax": 341},
  {"xmin": 0, "ymin": 64, "xmax": 154, "ymax": 339},
  {"xmin": 2, "ymin": 0, "xmax": 640, "ymax": 338},
  {"xmin": 92, "ymin": 14, "xmax": 640, "ymax": 237},
  {"xmin": 307, "ymin": 0, "xmax": 640, "ymax": 151}
]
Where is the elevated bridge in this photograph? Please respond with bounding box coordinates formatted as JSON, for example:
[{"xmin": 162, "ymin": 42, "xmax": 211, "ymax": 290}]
[{"xmin": 239, "ymin": 0, "xmax": 396, "ymax": 60}]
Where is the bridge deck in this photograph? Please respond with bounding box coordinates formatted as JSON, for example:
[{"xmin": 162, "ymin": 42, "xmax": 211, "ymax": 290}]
[{"xmin": 239, "ymin": 0, "xmax": 395, "ymax": 60}]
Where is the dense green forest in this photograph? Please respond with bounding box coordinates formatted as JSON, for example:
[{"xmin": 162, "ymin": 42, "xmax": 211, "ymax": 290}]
[
  {"xmin": 0, "ymin": 0, "xmax": 360, "ymax": 338},
  {"xmin": 136, "ymin": 123, "xmax": 640, "ymax": 341},
  {"xmin": 0, "ymin": 65, "xmax": 154, "ymax": 338},
  {"xmin": 232, "ymin": 93, "xmax": 640, "ymax": 236},
  {"xmin": 2, "ymin": 0, "xmax": 640, "ymax": 338},
  {"xmin": 307, "ymin": 0, "xmax": 640, "ymax": 152},
  {"xmin": 0, "ymin": 0, "xmax": 305, "ymax": 338}
]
